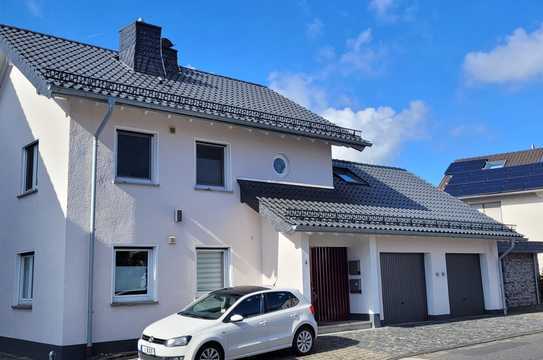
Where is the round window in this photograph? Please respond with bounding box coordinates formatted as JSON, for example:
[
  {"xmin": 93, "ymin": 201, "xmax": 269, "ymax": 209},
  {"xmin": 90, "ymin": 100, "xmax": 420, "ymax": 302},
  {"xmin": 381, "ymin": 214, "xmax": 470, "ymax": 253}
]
[{"xmin": 273, "ymin": 155, "xmax": 289, "ymax": 176}]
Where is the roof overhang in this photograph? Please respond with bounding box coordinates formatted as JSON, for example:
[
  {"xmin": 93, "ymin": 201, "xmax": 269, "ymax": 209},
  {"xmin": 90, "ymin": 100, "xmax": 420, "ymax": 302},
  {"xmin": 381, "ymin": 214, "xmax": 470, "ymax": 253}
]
[
  {"xmin": 50, "ymin": 85, "xmax": 371, "ymax": 151},
  {"xmin": 498, "ymin": 240, "xmax": 543, "ymax": 254},
  {"xmin": 459, "ymin": 188, "xmax": 543, "ymax": 200}
]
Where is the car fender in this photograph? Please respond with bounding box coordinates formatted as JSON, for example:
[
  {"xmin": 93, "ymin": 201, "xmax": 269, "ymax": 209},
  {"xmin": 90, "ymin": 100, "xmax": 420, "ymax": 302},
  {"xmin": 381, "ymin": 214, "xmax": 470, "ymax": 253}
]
[{"xmin": 190, "ymin": 334, "xmax": 227, "ymax": 360}]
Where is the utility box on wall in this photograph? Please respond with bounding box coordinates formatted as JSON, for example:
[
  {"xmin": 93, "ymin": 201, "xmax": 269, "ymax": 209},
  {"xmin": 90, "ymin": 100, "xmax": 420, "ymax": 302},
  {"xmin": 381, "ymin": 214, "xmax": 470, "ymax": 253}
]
[{"xmin": 349, "ymin": 278, "xmax": 362, "ymax": 294}]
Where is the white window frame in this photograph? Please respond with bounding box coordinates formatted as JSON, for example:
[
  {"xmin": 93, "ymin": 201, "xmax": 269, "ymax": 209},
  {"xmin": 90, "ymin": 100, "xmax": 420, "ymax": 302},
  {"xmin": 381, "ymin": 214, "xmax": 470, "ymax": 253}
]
[
  {"xmin": 272, "ymin": 153, "xmax": 289, "ymax": 177},
  {"xmin": 112, "ymin": 246, "xmax": 157, "ymax": 304},
  {"xmin": 195, "ymin": 248, "xmax": 231, "ymax": 297},
  {"xmin": 16, "ymin": 252, "xmax": 34, "ymax": 306},
  {"xmin": 194, "ymin": 138, "xmax": 232, "ymax": 192},
  {"xmin": 114, "ymin": 127, "xmax": 159, "ymax": 186},
  {"xmin": 20, "ymin": 141, "xmax": 39, "ymax": 195}
]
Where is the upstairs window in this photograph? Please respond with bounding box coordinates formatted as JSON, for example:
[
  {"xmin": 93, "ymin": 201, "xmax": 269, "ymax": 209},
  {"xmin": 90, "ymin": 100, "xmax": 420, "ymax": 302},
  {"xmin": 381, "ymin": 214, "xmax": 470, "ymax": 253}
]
[
  {"xmin": 483, "ymin": 160, "xmax": 505, "ymax": 170},
  {"xmin": 17, "ymin": 252, "xmax": 34, "ymax": 306},
  {"xmin": 196, "ymin": 141, "xmax": 226, "ymax": 188},
  {"xmin": 21, "ymin": 141, "xmax": 38, "ymax": 193},
  {"xmin": 333, "ymin": 167, "xmax": 368, "ymax": 185},
  {"xmin": 116, "ymin": 130, "xmax": 155, "ymax": 182}
]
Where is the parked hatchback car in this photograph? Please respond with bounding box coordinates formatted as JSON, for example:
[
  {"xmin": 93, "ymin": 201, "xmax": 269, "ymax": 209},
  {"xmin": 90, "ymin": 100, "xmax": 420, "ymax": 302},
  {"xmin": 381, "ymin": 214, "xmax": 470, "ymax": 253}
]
[{"xmin": 138, "ymin": 286, "xmax": 318, "ymax": 360}]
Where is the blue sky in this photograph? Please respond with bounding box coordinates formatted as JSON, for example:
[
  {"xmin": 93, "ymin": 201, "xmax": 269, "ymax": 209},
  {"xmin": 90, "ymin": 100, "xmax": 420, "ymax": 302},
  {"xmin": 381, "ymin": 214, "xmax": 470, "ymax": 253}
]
[{"xmin": 3, "ymin": 0, "xmax": 543, "ymax": 184}]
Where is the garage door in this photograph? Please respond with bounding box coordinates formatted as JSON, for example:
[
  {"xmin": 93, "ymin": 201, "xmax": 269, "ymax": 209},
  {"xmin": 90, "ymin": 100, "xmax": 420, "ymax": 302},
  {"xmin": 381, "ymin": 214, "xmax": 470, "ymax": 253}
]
[
  {"xmin": 446, "ymin": 254, "xmax": 485, "ymax": 317},
  {"xmin": 380, "ymin": 253, "xmax": 428, "ymax": 325}
]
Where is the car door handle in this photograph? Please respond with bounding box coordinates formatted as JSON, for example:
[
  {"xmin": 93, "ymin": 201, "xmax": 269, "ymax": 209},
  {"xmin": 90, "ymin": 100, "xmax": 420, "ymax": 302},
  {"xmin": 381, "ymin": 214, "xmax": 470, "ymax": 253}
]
[
  {"xmin": 258, "ymin": 320, "xmax": 268, "ymax": 326},
  {"xmin": 289, "ymin": 314, "xmax": 298, "ymax": 319}
]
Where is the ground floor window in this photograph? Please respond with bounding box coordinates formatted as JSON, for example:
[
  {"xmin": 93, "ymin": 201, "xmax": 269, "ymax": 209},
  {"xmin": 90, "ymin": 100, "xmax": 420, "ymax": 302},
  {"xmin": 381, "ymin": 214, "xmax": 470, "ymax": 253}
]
[
  {"xmin": 196, "ymin": 248, "xmax": 229, "ymax": 293},
  {"xmin": 113, "ymin": 247, "xmax": 155, "ymax": 302},
  {"xmin": 17, "ymin": 252, "xmax": 34, "ymax": 305}
]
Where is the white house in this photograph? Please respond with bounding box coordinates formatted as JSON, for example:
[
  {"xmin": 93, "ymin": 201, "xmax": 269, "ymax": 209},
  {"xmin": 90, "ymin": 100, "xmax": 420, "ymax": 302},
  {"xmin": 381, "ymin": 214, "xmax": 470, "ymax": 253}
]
[
  {"xmin": 440, "ymin": 149, "xmax": 543, "ymax": 309},
  {"xmin": 0, "ymin": 21, "xmax": 522, "ymax": 360}
]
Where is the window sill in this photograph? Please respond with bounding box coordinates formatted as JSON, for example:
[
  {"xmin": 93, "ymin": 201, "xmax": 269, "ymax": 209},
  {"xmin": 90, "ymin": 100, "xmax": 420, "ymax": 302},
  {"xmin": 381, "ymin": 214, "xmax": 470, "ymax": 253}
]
[
  {"xmin": 12, "ymin": 304, "xmax": 32, "ymax": 310},
  {"xmin": 111, "ymin": 300, "xmax": 159, "ymax": 307},
  {"xmin": 114, "ymin": 178, "xmax": 159, "ymax": 187},
  {"xmin": 194, "ymin": 185, "xmax": 233, "ymax": 193},
  {"xmin": 17, "ymin": 188, "xmax": 37, "ymax": 198}
]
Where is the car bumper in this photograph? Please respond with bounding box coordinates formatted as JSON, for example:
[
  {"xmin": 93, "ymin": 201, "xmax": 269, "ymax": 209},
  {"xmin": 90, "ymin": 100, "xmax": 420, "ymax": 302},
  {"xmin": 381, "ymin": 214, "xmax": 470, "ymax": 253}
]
[{"xmin": 137, "ymin": 339, "xmax": 196, "ymax": 359}]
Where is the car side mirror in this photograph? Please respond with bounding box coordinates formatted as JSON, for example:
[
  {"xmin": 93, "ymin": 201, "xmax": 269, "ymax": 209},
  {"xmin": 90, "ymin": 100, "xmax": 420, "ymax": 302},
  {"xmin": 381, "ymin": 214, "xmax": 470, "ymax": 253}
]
[{"xmin": 229, "ymin": 314, "xmax": 244, "ymax": 323}]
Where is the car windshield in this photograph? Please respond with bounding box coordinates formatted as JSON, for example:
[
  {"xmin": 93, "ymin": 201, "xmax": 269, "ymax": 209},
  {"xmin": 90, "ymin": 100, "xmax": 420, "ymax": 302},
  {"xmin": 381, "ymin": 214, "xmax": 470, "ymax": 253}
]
[{"xmin": 179, "ymin": 291, "xmax": 241, "ymax": 320}]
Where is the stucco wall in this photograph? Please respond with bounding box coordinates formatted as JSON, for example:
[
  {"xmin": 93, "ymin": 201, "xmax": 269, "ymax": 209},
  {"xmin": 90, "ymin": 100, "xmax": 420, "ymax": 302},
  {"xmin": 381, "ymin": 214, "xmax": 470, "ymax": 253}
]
[
  {"xmin": 307, "ymin": 233, "xmax": 503, "ymax": 321},
  {"xmin": 464, "ymin": 193, "xmax": 543, "ymax": 273},
  {"xmin": 63, "ymin": 99, "xmax": 334, "ymax": 345},
  {"xmin": 0, "ymin": 66, "xmax": 71, "ymax": 345}
]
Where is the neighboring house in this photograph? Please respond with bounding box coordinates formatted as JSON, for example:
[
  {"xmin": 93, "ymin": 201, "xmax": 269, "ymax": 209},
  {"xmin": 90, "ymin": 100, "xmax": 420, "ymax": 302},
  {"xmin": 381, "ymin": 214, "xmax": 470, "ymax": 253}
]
[
  {"xmin": 0, "ymin": 20, "xmax": 522, "ymax": 360},
  {"xmin": 440, "ymin": 148, "xmax": 543, "ymax": 309}
]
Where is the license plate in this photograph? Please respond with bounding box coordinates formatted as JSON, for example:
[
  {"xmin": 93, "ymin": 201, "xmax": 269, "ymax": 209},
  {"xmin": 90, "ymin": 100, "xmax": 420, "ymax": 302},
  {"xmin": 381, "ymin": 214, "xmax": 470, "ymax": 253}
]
[{"xmin": 141, "ymin": 345, "xmax": 155, "ymax": 355}]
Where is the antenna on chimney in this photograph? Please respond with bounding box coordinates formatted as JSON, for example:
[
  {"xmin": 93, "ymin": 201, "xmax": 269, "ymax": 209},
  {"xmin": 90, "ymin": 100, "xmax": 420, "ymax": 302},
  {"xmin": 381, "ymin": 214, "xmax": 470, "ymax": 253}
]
[{"xmin": 531, "ymin": 144, "xmax": 536, "ymax": 150}]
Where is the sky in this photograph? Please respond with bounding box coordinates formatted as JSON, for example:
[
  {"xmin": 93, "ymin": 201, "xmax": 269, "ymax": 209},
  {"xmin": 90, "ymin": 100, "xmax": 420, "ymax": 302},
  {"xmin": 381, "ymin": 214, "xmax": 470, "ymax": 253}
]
[{"xmin": 2, "ymin": 0, "xmax": 543, "ymax": 184}]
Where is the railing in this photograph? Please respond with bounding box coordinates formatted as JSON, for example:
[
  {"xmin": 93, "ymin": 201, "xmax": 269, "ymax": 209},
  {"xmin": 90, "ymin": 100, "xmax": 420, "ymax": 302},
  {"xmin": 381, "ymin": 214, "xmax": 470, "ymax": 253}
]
[
  {"xmin": 44, "ymin": 69, "xmax": 365, "ymax": 143},
  {"xmin": 284, "ymin": 208, "xmax": 518, "ymax": 233}
]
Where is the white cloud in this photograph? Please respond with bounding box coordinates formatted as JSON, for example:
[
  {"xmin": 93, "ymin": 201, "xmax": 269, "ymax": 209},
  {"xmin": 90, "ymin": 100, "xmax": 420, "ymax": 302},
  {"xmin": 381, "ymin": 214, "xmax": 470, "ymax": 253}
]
[
  {"xmin": 268, "ymin": 72, "xmax": 328, "ymax": 112},
  {"xmin": 25, "ymin": 0, "xmax": 43, "ymax": 17},
  {"xmin": 463, "ymin": 24, "xmax": 543, "ymax": 85},
  {"xmin": 306, "ymin": 18, "xmax": 323, "ymax": 39},
  {"xmin": 339, "ymin": 29, "xmax": 385, "ymax": 75},
  {"xmin": 323, "ymin": 101, "xmax": 428, "ymax": 164},
  {"xmin": 368, "ymin": 0, "xmax": 395, "ymax": 18}
]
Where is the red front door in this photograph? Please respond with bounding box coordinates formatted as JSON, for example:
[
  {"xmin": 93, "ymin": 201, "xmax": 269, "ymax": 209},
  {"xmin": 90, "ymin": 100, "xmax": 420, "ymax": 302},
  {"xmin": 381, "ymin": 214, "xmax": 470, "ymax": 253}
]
[{"xmin": 310, "ymin": 247, "xmax": 350, "ymax": 322}]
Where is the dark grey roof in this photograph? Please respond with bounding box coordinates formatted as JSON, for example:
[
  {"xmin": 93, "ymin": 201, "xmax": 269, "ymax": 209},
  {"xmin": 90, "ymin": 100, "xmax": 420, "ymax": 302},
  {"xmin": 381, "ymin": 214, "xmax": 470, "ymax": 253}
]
[
  {"xmin": 0, "ymin": 24, "xmax": 370, "ymax": 149},
  {"xmin": 440, "ymin": 148, "xmax": 543, "ymax": 197},
  {"xmin": 238, "ymin": 160, "xmax": 522, "ymax": 239},
  {"xmin": 498, "ymin": 241, "xmax": 543, "ymax": 254}
]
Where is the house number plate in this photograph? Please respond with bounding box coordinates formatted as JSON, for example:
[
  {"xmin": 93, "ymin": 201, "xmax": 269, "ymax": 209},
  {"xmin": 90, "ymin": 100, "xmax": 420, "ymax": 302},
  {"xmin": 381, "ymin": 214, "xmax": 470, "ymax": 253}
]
[{"xmin": 141, "ymin": 345, "xmax": 155, "ymax": 355}]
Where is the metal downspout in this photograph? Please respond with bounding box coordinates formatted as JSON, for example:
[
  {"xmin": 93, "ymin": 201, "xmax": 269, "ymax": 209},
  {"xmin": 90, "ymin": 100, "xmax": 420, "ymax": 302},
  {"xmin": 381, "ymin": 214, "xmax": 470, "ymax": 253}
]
[
  {"xmin": 498, "ymin": 239, "xmax": 516, "ymax": 316},
  {"xmin": 87, "ymin": 97, "xmax": 116, "ymax": 356}
]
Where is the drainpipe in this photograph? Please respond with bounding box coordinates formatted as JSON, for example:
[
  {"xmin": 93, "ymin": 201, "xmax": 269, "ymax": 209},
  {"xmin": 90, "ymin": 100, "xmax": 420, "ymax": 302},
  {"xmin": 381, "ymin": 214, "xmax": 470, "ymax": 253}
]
[
  {"xmin": 86, "ymin": 97, "xmax": 116, "ymax": 356},
  {"xmin": 498, "ymin": 239, "xmax": 516, "ymax": 316}
]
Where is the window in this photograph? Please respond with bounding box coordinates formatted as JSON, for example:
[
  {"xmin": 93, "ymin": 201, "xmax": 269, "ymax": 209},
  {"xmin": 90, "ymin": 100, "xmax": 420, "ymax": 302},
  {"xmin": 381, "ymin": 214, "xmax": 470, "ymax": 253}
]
[
  {"xmin": 483, "ymin": 160, "xmax": 506, "ymax": 170},
  {"xmin": 272, "ymin": 154, "xmax": 289, "ymax": 176},
  {"xmin": 333, "ymin": 167, "xmax": 368, "ymax": 185},
  {"xmin": 17, "ymin": 252, "xmax": 34, "ymax": 305},
  {"xmin": 21, "ymin": 141, "xmax": 38, "ymax": 193},
  {"xmin": 230, "ymin": 294, "xmax": 262, "ymax": 318},
  {"xmin": 264, "ymin": 291, "xmax": 299, "ymax": 313},
  {"xmin": 116, "ymin": 130, "xmax": 155, "ymax": 182},
  {"xmin": 113, "ymin": 248, "xmax": 155, "ymax": 302},
  {"xmin": 196, "ymin": 141, "xmax": 226, "ymax": 188},
  {"xmin": 196, "ymin": 248, "xmax": 228, "ymax": 293}
]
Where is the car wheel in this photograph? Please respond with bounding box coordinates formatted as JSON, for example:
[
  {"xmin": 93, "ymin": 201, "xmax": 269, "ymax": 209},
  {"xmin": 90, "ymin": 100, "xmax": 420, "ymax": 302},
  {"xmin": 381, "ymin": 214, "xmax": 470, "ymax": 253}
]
[
  {"xmin": 293, "ymin": 326, "xmax": 315, "ymax": 356},
  {"xmin": 196, "ymin": 343, "xmax": 223, "ymax": 360}
]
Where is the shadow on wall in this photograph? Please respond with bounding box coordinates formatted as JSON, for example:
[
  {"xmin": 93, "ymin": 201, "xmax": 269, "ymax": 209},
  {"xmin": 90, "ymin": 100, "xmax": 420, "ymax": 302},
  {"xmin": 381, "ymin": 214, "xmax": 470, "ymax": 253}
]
[{"xmin": 0, "ymin": 66, "xmax": 78, "ymax": 357}]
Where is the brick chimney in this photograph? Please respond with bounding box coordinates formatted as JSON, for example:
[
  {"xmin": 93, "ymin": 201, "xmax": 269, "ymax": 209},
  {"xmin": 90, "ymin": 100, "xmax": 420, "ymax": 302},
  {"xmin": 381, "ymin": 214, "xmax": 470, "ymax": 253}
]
[{"xmin": 119, "ymin": 19, "xmax": 179, "ymax": 78}]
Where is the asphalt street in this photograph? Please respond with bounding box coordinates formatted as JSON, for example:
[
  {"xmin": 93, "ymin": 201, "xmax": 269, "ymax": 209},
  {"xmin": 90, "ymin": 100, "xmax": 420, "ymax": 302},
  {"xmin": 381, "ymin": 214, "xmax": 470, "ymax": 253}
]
[{"xmin": 405, "ymin": 332, "xmax": 543, "ymax": 360}]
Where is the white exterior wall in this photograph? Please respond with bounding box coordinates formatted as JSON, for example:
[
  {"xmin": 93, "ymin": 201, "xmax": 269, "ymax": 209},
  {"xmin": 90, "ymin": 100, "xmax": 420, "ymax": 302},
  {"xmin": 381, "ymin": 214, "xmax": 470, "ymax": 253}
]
[
  {"xmin": 63, "ymin": 100, "xmax": 333, "ymax": 345},
  {"xmin": 306, "ymin": 233, "xmax": 503, "ymax": 321},
  {"xmin": 0, "ymin": 66, "xmax": 71, "ymax": 345},
  {"xmin": 463, "ymin": 192, "xmax": 543, "ymax": 272}
]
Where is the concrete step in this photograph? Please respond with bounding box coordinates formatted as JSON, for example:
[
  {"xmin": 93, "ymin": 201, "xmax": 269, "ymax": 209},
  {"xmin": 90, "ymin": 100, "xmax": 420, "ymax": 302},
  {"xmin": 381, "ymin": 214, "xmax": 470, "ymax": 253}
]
[{"xmin": 318, "ymin": 320, "xmax": 373, "ymax": 334}]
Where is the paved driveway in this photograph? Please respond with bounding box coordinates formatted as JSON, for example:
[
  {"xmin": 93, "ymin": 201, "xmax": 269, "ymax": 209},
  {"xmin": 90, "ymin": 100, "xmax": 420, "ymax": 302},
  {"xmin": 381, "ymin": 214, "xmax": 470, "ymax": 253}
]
[
  {"xmin": 3, "ymin": 313, "xmax": 543, "ymax": 360},
  {"xmin": 252, "ymin": 312, "xmax": 543, "ymax": 360}
]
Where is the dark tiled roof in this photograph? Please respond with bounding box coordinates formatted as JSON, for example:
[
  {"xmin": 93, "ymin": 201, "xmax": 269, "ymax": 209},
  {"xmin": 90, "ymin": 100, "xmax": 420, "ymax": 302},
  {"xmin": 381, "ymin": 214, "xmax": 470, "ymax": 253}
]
[
  {"xmin": 498, "ymin": 241, "xmax": 543, "ymax": 254},
  {"xmin": 0, "ymin": 24, "xmax": 370, "ymax": 149},
  {"xmin": 238, "ymin": 160, "xmax": 522, "ymax": 239},
  {"xmin": 440, "ymin": 148, "xmax": 543, "ymax": 197}
]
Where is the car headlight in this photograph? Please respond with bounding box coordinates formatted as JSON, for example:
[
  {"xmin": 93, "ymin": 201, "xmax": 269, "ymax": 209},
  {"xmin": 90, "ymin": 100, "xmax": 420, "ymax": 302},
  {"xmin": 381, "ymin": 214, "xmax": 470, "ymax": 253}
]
[{"xmin": 165, "ymin": 335, "xmax": 192, "ymax": 347}]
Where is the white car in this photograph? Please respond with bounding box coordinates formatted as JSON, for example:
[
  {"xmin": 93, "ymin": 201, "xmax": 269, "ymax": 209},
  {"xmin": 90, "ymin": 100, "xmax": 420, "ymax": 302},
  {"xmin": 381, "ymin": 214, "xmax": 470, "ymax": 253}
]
[{"xmin": 138, "ymin": 286, "xmax": 318, "ymax": 360}]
